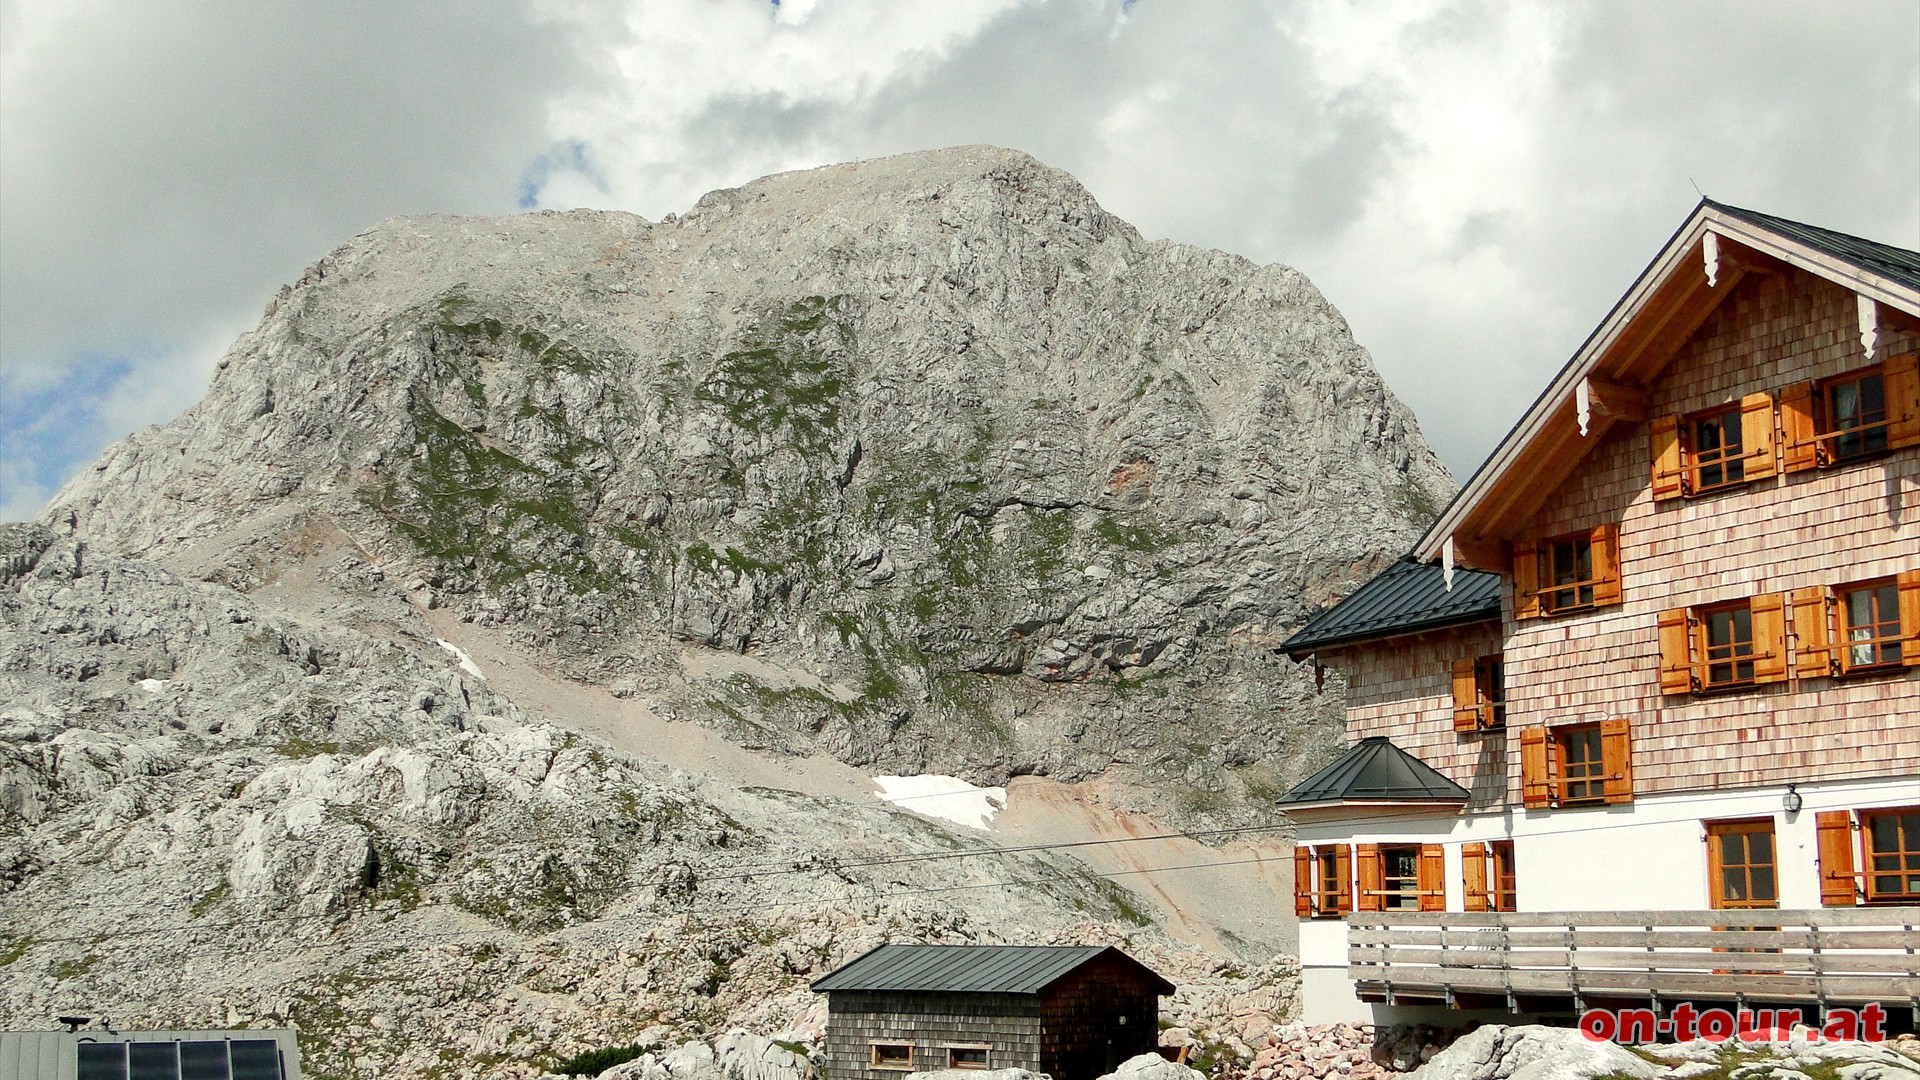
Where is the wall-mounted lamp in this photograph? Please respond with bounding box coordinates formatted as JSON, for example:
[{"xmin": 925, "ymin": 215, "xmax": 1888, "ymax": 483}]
[{"xmin": 1784, "ymin": 784, "xmax": 1803, "ymax": 815}]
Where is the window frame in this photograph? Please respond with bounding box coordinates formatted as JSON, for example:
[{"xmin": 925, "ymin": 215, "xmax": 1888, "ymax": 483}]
[
  {"xmin": 1555, "ymin": 723, "xmax": 1607, "ymax": 806},
  {"xmin": 1376, "ymin": 844, "xmax": 1422, "ymax": 911},
  {"xmin": 1451, "ymin": 653, "xmax": 1506, "ymax": 732},
  {"xmin": 1685, "ymin": 402, "xmax": 1751, "ymax": 493},
  {"xmin": 1515, "ymin": 525, "xmax": 1621, "ymax": 620},
  {"xmin": 1835, "ymin": 576, "xmax": 1904, "ymax": 674},
  {"xmin": 1696, "ymin": 598, "xmax": 1759, "ymax": 690},
  {"xmin": 1521, "ymin": 719, "xmax": 1633, "ymax": 809},
  {"xmin": 1861, "ymin": 806, "xmax": 1920, "ymax": 905},
  {"xmin": 871, "ymin": 1044, "xmax": 916, "ymax": 1071},
  {"xmin": 1705, "ymin": 817, "xmax": 1779, "ymax": 910},
  {"xmin": 1818, "ymin": 365, "xmax": 1894, "ymax": 465},
  {"xmin": 945, "ymin": 1046, "xmax": 992, "ymax": 1070},
  {"xmin": 1490, "ymin": 840, "xmax": 1517, "ymax": 912}
]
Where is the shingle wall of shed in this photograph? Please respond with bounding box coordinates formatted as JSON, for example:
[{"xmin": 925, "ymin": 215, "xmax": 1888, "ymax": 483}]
[
  {"xmin": 823, "ymin": 991, "xmax": 1042, "ymax": 1080},
  {"xmin": 1036, "ymin": 956, "xmax": 1162, "ymax": 1080}
]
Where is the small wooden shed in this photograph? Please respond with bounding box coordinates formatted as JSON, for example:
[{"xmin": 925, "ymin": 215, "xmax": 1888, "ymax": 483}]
[{"xmin": 811, "ymin": 944, "xmax": 1175, "ymax": 1080}]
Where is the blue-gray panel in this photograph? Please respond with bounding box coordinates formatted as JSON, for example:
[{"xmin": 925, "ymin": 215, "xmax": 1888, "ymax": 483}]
[
  {"xmin": 227, "ymin": 1041, "xmax": 282, "ymax": 1080},
  {"xmin": 77, "ymin": 1043, "xmax": 129, "ymax": 1080}
]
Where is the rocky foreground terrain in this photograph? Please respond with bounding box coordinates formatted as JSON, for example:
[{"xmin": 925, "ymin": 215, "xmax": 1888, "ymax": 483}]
[{"xmin": 5, "ymin": 147, "xmax": 1451, "ymax": 1077}]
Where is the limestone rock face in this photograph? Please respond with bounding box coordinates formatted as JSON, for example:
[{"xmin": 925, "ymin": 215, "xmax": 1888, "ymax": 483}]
[{"xmin": 43, "ymin": 146, "xmax": 1450, "ymax": 805}]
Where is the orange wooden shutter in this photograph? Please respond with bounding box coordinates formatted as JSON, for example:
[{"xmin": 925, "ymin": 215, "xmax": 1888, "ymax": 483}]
[
  {"xmin": 1590, "ymin": 522, "xmax": 1622, "ymax": 607},
  {"xmin": 1816, "ymin": 811, "xmax": 1857, "ymax": 907},
  {"xmin": 1887, "ymin": 353, "xmax": 1920, "ymax": 450},
  {"xmin": 1650, "ymin": 414, "xmax": 1685, "ymax": 499},
  {"xmin": 1512, "ymin": 541, "xmax": 1541, "ymax": 621},
  {"xmin": 1599, "ymin": 717, "xmax": 1633, "ymax": 805},
  {"xmin": 1418, "ymin": 844, "xmax": 1446, "ymax": 911},
  {"xmin": 1462, "ymin": 843, "xmax": 1490, "ymax": 912},
  {"xmin": 1657, "ymin": 607, "xmax": 1695, "ymax": 695},
  {"xmin": 1355, "ymin": 844, "xmax": 1383, "ymax": 912},
  {"xmin": 1452, "ymin": 657, "xmax": 1483, "ymax": 732},
  {"xmin": 1519, "ymin": 727, "xmax": 1551, "ymax": 808},
  {"xmin": 1751, "ymin": 592, "xmax": 1788, "ymax": 684},
  {"xmin": 1332, "ymin": 845, "xmax": 1353, "ymax": 915},
  {"xmin": 1790, "ymin": 586, "xmax": 1834, "ymax": 679},
  {"xmin": 1779, "ymin": 381, "xmax": 1819, "ymax": 472},
  {"xmin": 1901, "ymin": 570, "xmax": 1920, "ymax": 668},
  {"xmin": 1739, "ymin": 392, "xmax": 1777, "ymax": 479},
  {"xmin": 1294, "ymin": 846, "xmax": 1313, "ymax": 917}
]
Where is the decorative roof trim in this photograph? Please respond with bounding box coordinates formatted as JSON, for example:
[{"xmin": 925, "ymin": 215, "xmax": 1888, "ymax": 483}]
[{"xmin": 1414, "ymin": 201, "xmax": 1920, "ymax": 565}]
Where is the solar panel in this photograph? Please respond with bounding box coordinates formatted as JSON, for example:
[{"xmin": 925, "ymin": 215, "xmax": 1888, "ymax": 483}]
[
  {"xmin": 128, "ymin": 1041, "xmax": 179, "ymax": 1080},
  {"xmin": 77, "ymin": 1042, "xmax": 129, "ymax": 1080},
  {"xmin": 227, "ymin": 1040, "xmax": 283, "ymax": 1080},
  {"xmin": 180, "ymin": 1041, "xmax": 230, "ymax": 1080}
]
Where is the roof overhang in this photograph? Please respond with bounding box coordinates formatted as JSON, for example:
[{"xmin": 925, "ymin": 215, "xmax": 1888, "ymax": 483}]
[
  {"xmin": 1415, "ymin": 201, "xmax": 1920, "ymax": 570},
  {"xmin": 1277, "ymin": 797, "xmax": 1468, "ymax": 816}
]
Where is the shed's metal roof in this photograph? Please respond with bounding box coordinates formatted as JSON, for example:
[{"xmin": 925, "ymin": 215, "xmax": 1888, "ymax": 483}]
[
  {"xmin": 1276, "ymin": 736, "xmax": 1470, "ymax": 807},
  {"xmin": 810, "ymin": 944, "xmax": 1174, "ymax": 995},
  {"xmin": 1707, "ymin": 200, "xmax": 1920, "ymax": 291},
  {"xmin": 1281, "ymin": 558, "xmax": 1501, "ymax": 657}
]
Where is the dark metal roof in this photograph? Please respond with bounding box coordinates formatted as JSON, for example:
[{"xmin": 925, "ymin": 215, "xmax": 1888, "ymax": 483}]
[
  {"xmin": 1276, "ymin": 736, "xmax": 1470, "ymax": 807},
  {"xmin": 1707, "ymin": 200, "xmax": 1920, "ymax": 291},
  {"xmin": 1281, "ymin": 558, "xmax": 1502, "ymax": 657},
  {"xmin": 810, "ymin": 944, "xmax": 1174, "ymax": 996}
]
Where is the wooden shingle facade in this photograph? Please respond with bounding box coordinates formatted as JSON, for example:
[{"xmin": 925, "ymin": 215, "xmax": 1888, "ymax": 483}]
[
  {"xmin": 812, "ymin": 945, "xmax": 1172, "ymax": 1080},
  {"xmin": 1280, "ymin": 200, "xmax": 1920, "ymax": 1024}
]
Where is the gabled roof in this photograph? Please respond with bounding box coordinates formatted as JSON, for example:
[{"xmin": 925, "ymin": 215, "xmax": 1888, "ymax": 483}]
[
  {"xmin": 1281, "ymin": 558, "xmax": 1501, "ymax": 658},
  {"xmin": 1415, "ymin": 200, "xmax": 1920, "ymax": 568},
  {"xmin": 810, "ymin": 944, "xmax": 1174, "ymax": 996},
  {"xmin": 1275, "ymin": 736, "xmax": 1470, "ymax": 809}
]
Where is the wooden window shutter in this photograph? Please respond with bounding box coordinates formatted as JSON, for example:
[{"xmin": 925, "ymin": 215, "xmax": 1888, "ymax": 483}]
[
  {"xmin": 1599, "ymin": 717, "xmax": 1633, "ymax": 805},
  {"xmin": 1650, "ymin": 414, "xmax": 1685, "ymax": 499},
  {"xmin": 1355, "ymin": 844, "xmax": 1383, "ymax": 912},
  {"xmin": 1738, "ymin": 392, "xmax": 1777, "ymax": 479},
  {"xmin": 1778, "ymin": 381, "xmax": 1819, "ymax": 472},
  {"xmin": 1451, "ymin": 657, "xmax": 1483, "ymax": 732},
  {"xmin": 1590, "ymin": 523, "xmax": 1622, "ymax": 607},
  {"xmin": 1657, "ymin": 607, "xmax": 1696, "ymax": 695},
  {"xmin": 1461, "ymin": 843, "xmax": 1490, "ymax": 912},
  {"xmin": 1418, "ymin": 844, "xmax": 1446, "ymax": 911},
  {"xmin": 1294, "ymin": 847, "xmax": 1313, "ymax": 917},
  {"xmin": 1901, "ymin": 569, "xmax": 1920, "ymax": 668},
  {"xmin": 1512, "ymin": 541, "xmax": 1541, "ymax": 621},
  {"xmin": 1816, "ymin": 811, "xmax": 1857, "ymax": 907},
  {"xmin": 1519, "ymin": 727, "xmax": 1552, "ymax": 809},
  {"xmin": 1887, "ymin": 353, "xmax": 1920, "ymax": 450},
  {"xmin": 1332, "ymin": 845, "xmax": 1353, "ymax": 915},
  {"xmin": 1790, "ymin": 586, "xmax": 1834, "ymax": 679},
  {"xmin": 1751, "ymin": 592, "xmax": 1789, "ymax": 684}
]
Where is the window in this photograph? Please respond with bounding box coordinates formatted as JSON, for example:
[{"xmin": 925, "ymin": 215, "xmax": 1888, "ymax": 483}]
[
  {"xmin": 1706, "ymin": 819, "xmax": 1778, "ymax": 909},
  {"xmin": 1513, "ymin": 524, "xmax": 1621, "ymax": 619},
  {"xmin": 1450, "ymin": 654, "xmax": 1505, "ymax": 731},
  {"xmin": 1701, "ymin": 601, "xmax": 1757, "ymax": 688},
  {"xmin": 1649, "ymin": 393, "xmax": 1775, "ymax": 500},
  {"xmin": 872, "ymin": 1044, "xmax": 914, "ymax": 1070},
  {"xmin": 1520, "ymin": 719, "xmax": 1633, "ymax": 808},
  {"xmin": 1657, "ymin": 595, "xmax": 1788, "ymax": 695},
  {"xmin": 1292, "ymin": 844, "xmax": 1351, "ymax": 918},
  {"xmin": 1690, "ymin": 406, "xmax": 1747, "ymax": 490},
  {"xmin": 1463, "ymin": 840, "xmax": 1517, "ymax": 912},
  {"xmin": 1490, "ymin": 840, "xmax": 1517, "ymax": 912},
  {"xmin": 1839, "ymin": 578, "xmax": 1902, "ymax": 670},
  {"xmin": 947, "ymin": 1047, "xmax": 991, "ymax": 1070},
  {"xmin": 1780, "ymin": 355, "xmax": 1920, "ymax": 472},
  {"xmin": 1864, "ymin": 808, "xmax": 1920, "ymax": 904},
  {"xmin": 1354, "ymin": 843, "xmax": 1444, "ymax": 912}
]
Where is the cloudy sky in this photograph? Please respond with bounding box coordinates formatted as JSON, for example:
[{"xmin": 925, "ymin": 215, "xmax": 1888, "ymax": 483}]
[{"xmin": 3, "ymin": 0, "xmax": 1916, "ymax": 521}]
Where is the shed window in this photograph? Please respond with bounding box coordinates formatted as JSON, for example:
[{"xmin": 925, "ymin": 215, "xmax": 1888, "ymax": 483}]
[
  {"xmin": 872, "ymin": 1044, "xmax": 914, "ymax": 1070},
  {"xmin": 947, "ymin": 1047, "xmax": 991, "ymax": 1070}
]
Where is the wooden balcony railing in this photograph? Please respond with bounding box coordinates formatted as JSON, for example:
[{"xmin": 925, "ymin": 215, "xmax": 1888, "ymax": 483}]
[{"xmin": 1348, "ymin": 908, "xmax": 1920, "ymax": 1006}]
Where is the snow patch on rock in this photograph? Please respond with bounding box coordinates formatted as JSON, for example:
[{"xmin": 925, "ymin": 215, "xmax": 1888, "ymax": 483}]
[
  {"xmin": 437, "ymin": 638, "xmax": 485, "ymax": 679},
  {"xmin": 874, "ymin": 775, "xmax": 1006, "ymax": 830}
]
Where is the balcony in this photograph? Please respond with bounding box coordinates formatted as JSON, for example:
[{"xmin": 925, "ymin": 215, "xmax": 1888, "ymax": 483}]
[{"xmin": 1348, "ymin": 908, "xmax": 1920, "ymax": 1009}]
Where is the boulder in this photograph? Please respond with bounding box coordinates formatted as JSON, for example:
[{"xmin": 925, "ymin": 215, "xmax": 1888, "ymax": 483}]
[
  {"xmin": 1097, "ymin": 1053, "xmax": 1206, "ymax": 1080},
  {"xmin": 1413, "ymin": 1025, "xmax": 1661, "ymax": 1080}
]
